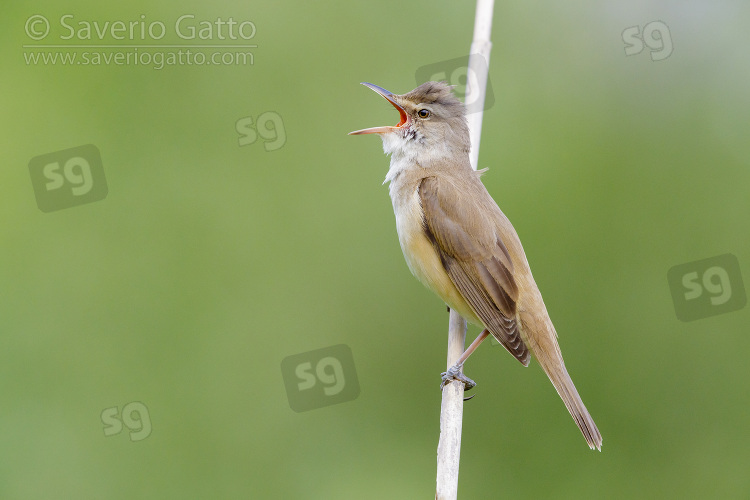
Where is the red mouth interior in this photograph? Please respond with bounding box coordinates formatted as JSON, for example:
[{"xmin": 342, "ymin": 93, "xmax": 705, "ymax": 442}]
[{"xmin": 386, "ymin": 98, "xmax": 408, "ymax": 127}]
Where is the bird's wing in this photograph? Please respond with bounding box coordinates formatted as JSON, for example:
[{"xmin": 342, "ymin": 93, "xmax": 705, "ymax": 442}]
[{"xmin": 419, "ymin": 175, "xmax": 530, "ymax": 366}]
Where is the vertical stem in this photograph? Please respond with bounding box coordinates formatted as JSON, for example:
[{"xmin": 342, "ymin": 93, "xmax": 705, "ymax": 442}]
[
  {"xmin": 467, "ymin": 0, "xmax": 495, "ymax": 171},
  {"xmin": 436, "ymin": 311, "xmax": 466, "ymax": 500},
  {"xmin": 435, "ymin": 1, "xmax": 495, "ymax": 498}
]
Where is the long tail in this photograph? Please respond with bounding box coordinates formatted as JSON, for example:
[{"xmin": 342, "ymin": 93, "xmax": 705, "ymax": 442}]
[
  {"xmin": 519, "ymin": 299, "xmax": 603, "ymax": 450},
  {"xmin": 538, "ymin": 356, "xmax": 602, "ymax": 451},
  {"xmin": 516, "ymin": 275, "xmax": 602, "ymax": 449}
]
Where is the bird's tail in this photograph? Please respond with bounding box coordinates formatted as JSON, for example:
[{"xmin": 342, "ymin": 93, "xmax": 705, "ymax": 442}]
[
  {"xmin": 537, "ymin": 353, "xmax": 602, "ymax": 451},
  {"xmin": 516, "ymin": 274, "xmax": 602, "ymax": 450}
]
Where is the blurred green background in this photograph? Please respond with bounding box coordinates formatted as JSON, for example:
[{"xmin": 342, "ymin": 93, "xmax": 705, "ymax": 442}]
[{"xmin": 2, "ymin": 1, "xmax": 750, "ymax": 498}]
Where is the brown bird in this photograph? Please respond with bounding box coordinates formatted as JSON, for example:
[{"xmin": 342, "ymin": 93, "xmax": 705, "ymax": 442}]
[{"xmin": 349, "ymin": 81, "xmax": 602, "ymax": 450}]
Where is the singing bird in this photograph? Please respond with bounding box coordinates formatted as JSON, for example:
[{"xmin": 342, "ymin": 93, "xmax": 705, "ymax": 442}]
[{"xmin": 349, "ymin": 81, "xmax": 602, "ymax": 450}]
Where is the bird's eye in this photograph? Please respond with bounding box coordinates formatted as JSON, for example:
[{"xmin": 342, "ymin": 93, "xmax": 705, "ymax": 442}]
[{"xmin": 417, "ymin": 109, "xmax": 430, "ymax": 118}]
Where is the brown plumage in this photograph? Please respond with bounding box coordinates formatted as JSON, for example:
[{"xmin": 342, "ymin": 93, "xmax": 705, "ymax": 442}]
[{"xmin": 350, "ymin": 81, "xmax": 602, "ymax": 451}]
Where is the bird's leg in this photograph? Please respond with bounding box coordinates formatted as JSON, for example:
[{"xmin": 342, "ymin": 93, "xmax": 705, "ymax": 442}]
[{"xmin": 440, "ymin": 329, "xmax": 491, "ymax": 391}]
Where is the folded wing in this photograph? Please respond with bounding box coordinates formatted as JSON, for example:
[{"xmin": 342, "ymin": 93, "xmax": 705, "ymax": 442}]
[{"xmin": 419, "ymin": 175, "xmax": 530, "ymax": 366}]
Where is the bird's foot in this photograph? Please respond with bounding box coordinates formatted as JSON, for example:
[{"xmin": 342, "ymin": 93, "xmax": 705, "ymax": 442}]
[{"xmin": 440, "ymin": 364, "xmax": 476, "ymax": 391}]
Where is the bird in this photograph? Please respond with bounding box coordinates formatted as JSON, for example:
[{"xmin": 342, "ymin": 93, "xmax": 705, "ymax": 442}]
[{"xmin": 349, "ymin": 81, "xmax": 602, "ymax": 451}]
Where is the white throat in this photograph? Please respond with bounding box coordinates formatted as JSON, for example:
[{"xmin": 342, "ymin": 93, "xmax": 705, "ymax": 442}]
[{"xmin": 381, "ymin": 129, "xmax": 453, "ymax": 184}]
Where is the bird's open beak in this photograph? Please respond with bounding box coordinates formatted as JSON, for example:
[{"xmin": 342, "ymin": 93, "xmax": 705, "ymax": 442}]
[{"xmin": 348, "ymin": 82, "xmax": 409, "ymax": 135}]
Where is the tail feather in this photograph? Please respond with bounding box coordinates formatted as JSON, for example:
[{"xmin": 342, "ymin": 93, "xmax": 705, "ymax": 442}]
[
  {"xmin": 518, "ymin": 290, "xmax": 602, "ymax": 450},
  {"xmin": 540, "ymin": 358, "xmax": 602, "ymax": 451}
]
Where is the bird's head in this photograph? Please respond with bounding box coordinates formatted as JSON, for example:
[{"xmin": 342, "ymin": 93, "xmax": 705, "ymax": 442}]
[{"xmin": 349, "ymin": 81, "xmax": 470, "ymax": 160}]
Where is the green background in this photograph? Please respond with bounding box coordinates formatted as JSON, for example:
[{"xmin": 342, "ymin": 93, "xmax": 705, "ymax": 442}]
[{"xmin": 3, "ymin": 1, "xmax": 750, "ymax": 498}]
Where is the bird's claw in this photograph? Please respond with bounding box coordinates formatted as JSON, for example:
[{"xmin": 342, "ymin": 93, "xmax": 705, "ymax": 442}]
[{"xmin": 440, "ymin": 364, "xmax": 476, "ymax": 391}]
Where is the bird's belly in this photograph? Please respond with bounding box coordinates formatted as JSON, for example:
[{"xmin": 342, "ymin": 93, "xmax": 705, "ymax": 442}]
[{"xmin": 394, "ymin": 192, "xmax": 482, "ymax": 325}]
